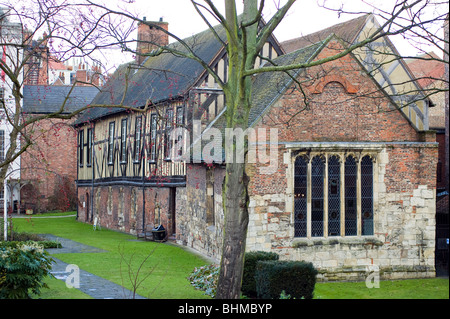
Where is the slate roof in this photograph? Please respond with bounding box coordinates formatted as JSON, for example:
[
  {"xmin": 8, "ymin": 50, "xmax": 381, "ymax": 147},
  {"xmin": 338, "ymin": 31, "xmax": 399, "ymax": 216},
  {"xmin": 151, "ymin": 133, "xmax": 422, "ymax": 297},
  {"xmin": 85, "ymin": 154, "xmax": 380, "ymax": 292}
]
[
  {"xmin": 23, "ymin": 85, "xmax": 99, "ymax": 114},
  {"xmin": 74, "ymin": 23, "xmax": 228, "ymax": 126},
  {"xmin": 191, "ymin": 39, "xmax": 327, "ymax": 163},
  {"xmin": 281, "ymin": 14, "xmax": 369, "ymax": 53}
]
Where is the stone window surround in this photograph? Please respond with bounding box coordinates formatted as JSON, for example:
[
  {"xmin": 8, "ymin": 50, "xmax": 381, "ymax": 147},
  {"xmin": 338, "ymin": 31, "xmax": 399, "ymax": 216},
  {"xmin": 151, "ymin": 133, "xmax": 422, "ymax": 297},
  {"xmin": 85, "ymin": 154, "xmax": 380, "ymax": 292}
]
[{"xmin": 285, "ymin": 142, "xmax": 382, "ymax": 245}]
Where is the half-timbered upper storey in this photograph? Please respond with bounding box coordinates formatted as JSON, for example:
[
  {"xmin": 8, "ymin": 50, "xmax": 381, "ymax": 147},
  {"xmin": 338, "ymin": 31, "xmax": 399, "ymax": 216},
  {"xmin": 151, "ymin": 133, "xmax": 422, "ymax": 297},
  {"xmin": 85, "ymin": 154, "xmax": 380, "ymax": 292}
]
[{"xmin": 74, "ymin": 18, "xmax": 284, "ymax": 187}]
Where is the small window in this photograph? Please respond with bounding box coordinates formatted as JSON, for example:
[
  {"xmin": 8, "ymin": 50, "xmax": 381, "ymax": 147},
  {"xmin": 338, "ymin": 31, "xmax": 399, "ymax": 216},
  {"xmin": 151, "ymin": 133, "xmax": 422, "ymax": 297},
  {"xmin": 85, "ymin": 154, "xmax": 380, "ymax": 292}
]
[
  {"xmin": 164, "ymin": 108, "xmax": 174, "ymax": 159},
  {"xmin": 108, "ymin": 122, "xmax": 115, "ymax": 165},
  {"xmin": 120, "ymin": 118, "xmax": 128, "ymax": 163},
  {"xmin": 149, "ymin": 114, "xmax": 158, "ymax": 163},
  {"xmin": 176, "ymin": 107, "xmax": 184, "ymax": 156},
  {"xmin": 78, "ymin": 130, "xmax": 84, "ymax": 167},
  {"xmin": 134, "ymin": 116, "xmax": 142, "ymax": 162},
  {"xmin": 86, "ymin": 128, "xmax": 93, "ymax": 166}
]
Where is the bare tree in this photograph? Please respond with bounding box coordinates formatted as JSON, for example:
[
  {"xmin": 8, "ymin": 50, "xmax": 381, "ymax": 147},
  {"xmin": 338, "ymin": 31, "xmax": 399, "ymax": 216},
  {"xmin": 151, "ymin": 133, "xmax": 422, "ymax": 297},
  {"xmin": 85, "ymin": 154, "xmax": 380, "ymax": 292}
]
[
  {"xmin": 2, "ymin": 0, "xmax": 447, "ymax": 298},
  {"xmin": 67, "ymin": 0, "xmax": 449, "ymax": 299},
  {"xmin": 0, "ymin": 0, "xmax": 147, "ymax": 240}
]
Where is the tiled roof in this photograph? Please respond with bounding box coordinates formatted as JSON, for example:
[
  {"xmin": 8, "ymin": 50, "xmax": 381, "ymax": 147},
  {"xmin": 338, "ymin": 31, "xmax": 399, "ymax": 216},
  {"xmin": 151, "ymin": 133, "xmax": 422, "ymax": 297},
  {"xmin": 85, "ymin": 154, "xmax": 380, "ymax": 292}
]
[
  {"xmin": 405, "ymin": 52, "xmax": 445, "ymax": 88},
  {"xmin": 23, "ymin": 85, "xmax": 99, "ymax": 114}
]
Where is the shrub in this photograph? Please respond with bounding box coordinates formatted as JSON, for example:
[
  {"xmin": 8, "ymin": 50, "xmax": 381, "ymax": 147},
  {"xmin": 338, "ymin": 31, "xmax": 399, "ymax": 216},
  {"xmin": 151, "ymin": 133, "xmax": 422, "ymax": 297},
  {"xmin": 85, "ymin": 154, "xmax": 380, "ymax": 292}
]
[
  {"xmin": 0, "ymin": 242, "xmax": 54, "ymax": 299},
  {"xmin": 187, "ymin": 264, "xmax": 219, "ymax": 298},
  {"xmin": 0, "ymin": 240, "xmax": 61, "ymax": 249},
  {"xmin": 255, "ymin": 260, "xmax": 318, "ymax": 299},
  {"xmin": 242, "ymin": 251, "xmax": 279, "ymax": 298}
]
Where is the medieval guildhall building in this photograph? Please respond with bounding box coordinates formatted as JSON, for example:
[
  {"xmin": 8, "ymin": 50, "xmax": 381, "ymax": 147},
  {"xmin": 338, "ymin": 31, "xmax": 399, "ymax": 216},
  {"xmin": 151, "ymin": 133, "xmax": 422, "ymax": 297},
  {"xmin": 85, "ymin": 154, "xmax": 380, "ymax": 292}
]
[{"xmin": 74, "ymin": 14, "xmax": 448, "ymax": 280}]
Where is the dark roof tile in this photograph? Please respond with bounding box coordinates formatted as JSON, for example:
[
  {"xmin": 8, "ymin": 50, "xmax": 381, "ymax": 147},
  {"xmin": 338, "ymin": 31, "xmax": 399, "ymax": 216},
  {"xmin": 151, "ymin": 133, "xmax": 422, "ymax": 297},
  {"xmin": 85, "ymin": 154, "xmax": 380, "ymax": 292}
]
[{"xmin": 23, "ymin": 85, "xmax": 98, "ymax": 114}]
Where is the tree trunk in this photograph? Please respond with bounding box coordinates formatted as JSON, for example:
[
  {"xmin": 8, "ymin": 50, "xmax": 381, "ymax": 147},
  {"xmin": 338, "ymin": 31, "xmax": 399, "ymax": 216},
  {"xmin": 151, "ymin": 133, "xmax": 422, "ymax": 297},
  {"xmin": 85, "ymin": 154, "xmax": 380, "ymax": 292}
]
[{"xmin": 215, "ymin": 161, "xmax": 249, "ymax": 299}]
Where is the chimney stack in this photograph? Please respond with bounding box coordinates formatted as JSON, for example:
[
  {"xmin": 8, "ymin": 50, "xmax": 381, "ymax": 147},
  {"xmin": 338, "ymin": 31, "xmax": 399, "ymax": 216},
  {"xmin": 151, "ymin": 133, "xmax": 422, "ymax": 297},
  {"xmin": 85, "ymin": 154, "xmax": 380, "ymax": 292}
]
[{"xmin": 136, "ymin": 17, "xmax": 169, "ymax": 65}]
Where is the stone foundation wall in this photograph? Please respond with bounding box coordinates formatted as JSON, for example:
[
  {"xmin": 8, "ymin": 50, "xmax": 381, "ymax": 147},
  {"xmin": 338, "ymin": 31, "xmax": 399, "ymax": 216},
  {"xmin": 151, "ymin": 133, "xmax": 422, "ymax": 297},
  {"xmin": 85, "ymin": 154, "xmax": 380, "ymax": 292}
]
[{"xmin": 176, "ymin": 164, "xmax": 224, "ymax": 260}]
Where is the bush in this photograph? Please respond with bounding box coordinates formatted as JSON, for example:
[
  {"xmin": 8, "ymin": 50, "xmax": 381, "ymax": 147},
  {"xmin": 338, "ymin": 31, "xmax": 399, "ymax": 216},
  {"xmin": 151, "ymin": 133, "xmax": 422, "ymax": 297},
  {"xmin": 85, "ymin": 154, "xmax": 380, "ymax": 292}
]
[
  {"xmin": 255, "ymin": 260, "xmax": 317, "ymax": 299},
  {"xmin": 0, "ymin": 242, "xmax": 54, "ymax": 299},
  {"xmin": 242, "ymin": 251, "xmax": 279, "ymax": 298},
  {"xmin": 0, "ymin": 240, "xmax": 61, "ymax": 249},
  {"xmin": 187, "ymin": 264, "xmax": 219, "ymax": 298}
]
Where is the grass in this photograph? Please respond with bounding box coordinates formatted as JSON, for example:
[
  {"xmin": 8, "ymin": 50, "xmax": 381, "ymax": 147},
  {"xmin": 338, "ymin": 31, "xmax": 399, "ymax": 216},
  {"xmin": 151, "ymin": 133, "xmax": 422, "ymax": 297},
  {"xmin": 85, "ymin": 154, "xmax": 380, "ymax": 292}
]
[
  {"xmin": 10, "ymin": 212, "xmax": 212, "ymax": 299},
  {"xmin": 314, "ymin": 278, "xmax": 449, "ymax": 299},
  {"xmin": 7, "ymin": 212, "xmax": 450, "ymax": 300}
]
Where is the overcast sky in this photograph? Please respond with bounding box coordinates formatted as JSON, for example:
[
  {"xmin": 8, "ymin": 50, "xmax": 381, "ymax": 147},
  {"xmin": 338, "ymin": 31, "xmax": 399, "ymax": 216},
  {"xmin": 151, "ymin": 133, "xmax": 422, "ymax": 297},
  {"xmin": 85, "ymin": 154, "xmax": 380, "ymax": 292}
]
[
  {"xmin": 125, "ymin": 0, "xmax": 373, "ymax": 43},
  {"xmin": 68, "ymin": 0, "xmax": 445, "ymax": 71}
]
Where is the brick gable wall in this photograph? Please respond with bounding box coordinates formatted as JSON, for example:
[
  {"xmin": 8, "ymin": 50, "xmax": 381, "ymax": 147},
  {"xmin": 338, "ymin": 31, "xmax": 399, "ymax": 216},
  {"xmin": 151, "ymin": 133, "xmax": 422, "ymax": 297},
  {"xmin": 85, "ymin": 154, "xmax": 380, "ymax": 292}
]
[
  {"xmin": 180, "ymin": 39, "xmax": 438, "ymax": 280},
  {"xmin": 20, "ymin": 116, "xmax": 78, "ymax": 212}
]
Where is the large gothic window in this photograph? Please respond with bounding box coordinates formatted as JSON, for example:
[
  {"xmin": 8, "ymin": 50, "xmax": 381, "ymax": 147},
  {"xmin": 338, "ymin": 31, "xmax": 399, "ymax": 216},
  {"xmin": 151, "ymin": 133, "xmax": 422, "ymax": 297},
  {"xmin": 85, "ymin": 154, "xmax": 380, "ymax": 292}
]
[{"xmin": 294, "ymin": 153, "xmax": 374, "ymax": 238}]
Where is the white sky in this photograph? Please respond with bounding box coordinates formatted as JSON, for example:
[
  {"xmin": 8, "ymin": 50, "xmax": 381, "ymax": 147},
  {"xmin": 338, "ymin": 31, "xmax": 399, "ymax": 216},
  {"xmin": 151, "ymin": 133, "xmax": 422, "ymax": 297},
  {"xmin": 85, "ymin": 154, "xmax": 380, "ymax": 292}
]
[{"xmin": 96, "ymin": 0, "xmax": 446, "ymax": 69}]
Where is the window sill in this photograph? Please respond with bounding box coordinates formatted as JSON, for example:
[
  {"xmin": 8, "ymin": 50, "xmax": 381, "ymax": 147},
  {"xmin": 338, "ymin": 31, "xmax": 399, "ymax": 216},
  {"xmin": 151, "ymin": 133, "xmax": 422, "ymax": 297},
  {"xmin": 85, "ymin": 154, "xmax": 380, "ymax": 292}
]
[{"xmin": 292, "ymin": 236, "xmax": 383, "ymax": 248}]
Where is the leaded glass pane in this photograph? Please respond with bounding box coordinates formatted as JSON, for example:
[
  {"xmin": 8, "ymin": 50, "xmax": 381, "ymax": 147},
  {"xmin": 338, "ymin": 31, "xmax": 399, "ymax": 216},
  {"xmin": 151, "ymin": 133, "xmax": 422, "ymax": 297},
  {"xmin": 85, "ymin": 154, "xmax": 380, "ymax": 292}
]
[
  {"xmin": 328, "ymin": 155, "xmax": 340, "ymax": 236},
  {"xmin": 311, "ymin": 156, "xmax": 324, "ymax": 237},
  {"xmin": 294, "ymin": 156, "xmax": 307, "ymax": 237},
  {"xmin": 361, "ymin": 156, "xmax": 373, "ymax": 235},
  {"xmin": 345, "ymin": 156, "xmax": 357, "ymax": 236}
]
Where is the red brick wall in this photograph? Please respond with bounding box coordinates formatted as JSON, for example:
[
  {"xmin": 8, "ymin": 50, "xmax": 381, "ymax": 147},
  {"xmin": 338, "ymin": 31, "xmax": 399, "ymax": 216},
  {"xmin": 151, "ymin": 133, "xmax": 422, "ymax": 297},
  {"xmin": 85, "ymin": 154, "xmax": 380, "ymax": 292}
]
[
  {"xmin": 77, "ymin": 184, "xmax": 176, "ymax": 236},
  {"xmin": 21, "ymin": 116, "xmax": 78, "ymax": 212},
  {"xmin": 258, "ymin": 41, "xmax": 420, "ymax": 143},
  {"xmin": 250, "ymin": 39, "xmax": 436, "ymax": 196}
]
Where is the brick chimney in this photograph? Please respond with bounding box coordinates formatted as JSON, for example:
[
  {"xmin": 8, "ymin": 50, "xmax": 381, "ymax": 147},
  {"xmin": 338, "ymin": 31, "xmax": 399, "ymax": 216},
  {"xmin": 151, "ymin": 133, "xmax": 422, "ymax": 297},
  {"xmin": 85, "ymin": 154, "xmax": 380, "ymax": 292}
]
[{"xmin": 136, "ymin": 17, "xmax": 169, "ymax": 65}]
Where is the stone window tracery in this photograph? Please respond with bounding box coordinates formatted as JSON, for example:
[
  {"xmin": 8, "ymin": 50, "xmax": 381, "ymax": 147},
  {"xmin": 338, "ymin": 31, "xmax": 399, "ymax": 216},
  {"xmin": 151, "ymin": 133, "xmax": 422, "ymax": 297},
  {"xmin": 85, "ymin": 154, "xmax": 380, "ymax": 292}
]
[{"xmin": 294, "ymin": 151, "xmax": 375, "ymax": 238}]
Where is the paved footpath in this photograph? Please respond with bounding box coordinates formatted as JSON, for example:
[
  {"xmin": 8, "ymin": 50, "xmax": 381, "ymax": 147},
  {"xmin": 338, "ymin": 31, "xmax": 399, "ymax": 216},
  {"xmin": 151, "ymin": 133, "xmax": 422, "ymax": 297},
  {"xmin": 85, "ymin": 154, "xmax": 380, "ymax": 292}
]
[{"xmin": 42, "ymin": 234, "xmax": 146, "ymax": 299}]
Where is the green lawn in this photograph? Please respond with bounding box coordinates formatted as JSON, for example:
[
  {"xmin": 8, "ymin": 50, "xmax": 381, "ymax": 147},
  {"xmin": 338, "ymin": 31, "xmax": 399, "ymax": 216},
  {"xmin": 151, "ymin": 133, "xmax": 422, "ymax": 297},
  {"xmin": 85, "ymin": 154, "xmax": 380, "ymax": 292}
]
[
  {"xmin": 10, "ymin": 213, "xmax": 212, "ymax": 299},
  {"xmin": 314, "ymin": 278, "xmax": 449, "ymax": 299},
  {"xmin": 8, "ymin": 212, "xmax": 449, "ymax": 300}
]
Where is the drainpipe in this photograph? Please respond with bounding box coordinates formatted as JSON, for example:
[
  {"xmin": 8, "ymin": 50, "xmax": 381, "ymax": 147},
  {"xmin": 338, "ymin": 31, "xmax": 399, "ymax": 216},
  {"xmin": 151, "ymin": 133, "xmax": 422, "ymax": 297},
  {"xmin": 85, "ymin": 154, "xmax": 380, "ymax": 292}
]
[
  {"xmin": 142, "ymin": 114, "xmax": 147, "ymax": 231},
  {"xmin": 3, "ymin": 180, "xmax": 7, "ymax": 241},
  {"xmin": 91, "ymin": 123, "xmax": 95, "ymax": 223},
  {"xmin": 76, "ymin": 128, "xmax": 79, "ymax": 220}
]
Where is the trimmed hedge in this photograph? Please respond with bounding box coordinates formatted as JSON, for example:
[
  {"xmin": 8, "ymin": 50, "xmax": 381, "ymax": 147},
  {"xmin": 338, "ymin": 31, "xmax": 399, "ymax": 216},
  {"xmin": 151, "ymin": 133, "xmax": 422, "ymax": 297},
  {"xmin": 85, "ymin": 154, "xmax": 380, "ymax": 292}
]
[
  {"xmin": 255, "ymin": 260, "xmax": 317, "ymax": 299},
  {"xmin": 242, "ymin": 251, "xmax": 279, "ymax": 298}
]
